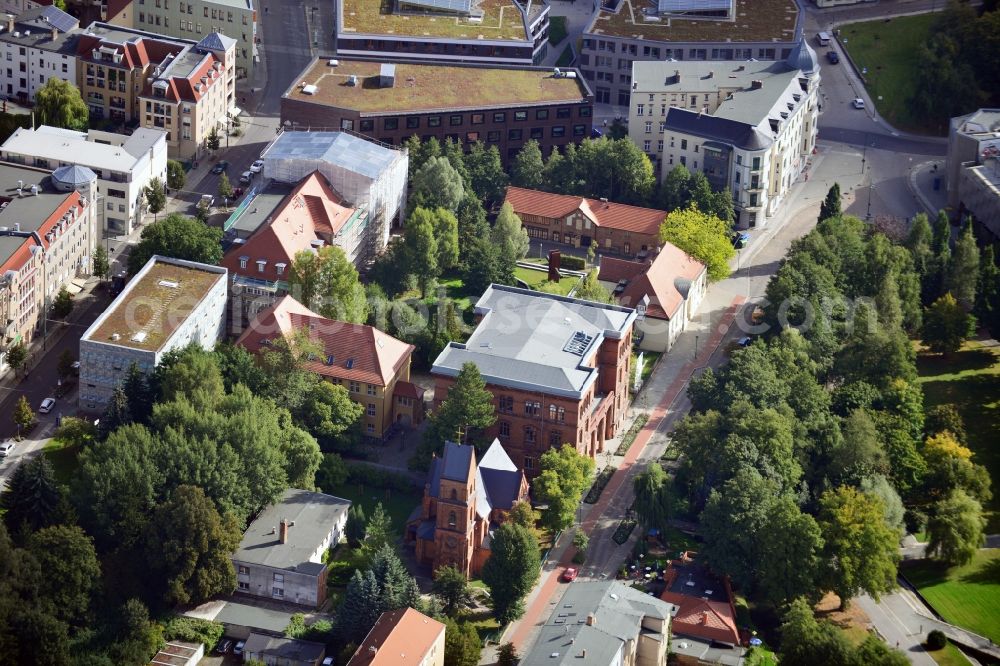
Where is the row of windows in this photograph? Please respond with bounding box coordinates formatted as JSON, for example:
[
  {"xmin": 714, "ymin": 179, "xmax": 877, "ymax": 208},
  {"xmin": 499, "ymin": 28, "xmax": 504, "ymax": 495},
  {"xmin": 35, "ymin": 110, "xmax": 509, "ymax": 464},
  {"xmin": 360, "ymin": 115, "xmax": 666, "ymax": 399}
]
[
  {"xmin": 361, "ymin": 125, "xmax": 587, "ymax": 144},
  {"xmin": 358, "ymin": 106, "xmax": 590, "ymax": 133},
  {"xmin": 583, "ymin": 40, "xmax": 783, "ymax": 61},
  {"xmin": 498, "ymin": 397, "xmax": 567, "ymax": 421},
  {"xmin": 497, "ymin": 421, "xmax": 565, "ymax": 448}
]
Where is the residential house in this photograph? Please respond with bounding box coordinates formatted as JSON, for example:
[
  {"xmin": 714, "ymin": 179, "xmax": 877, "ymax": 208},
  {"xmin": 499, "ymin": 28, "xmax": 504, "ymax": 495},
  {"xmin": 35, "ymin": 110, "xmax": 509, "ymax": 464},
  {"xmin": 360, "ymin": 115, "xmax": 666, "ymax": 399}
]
[
  {"xmin": 137, "ymin": 32, "xmax": 237, "ymax": 159},
  {"xmin": 242, "ymin": 632, "xmax": 326, "ymax": 666},
  {"xmin": 598, "ymin": 244, "xmax": 707, "ymax": 353},
  {"xmin": 656, "ymin": 41, "xmax": 821, "ymax": 229},
  {"xmin": 431, "ymin": 284, "xmax": 636, "ymax": 476},
  {"xmin": 280, "ymin": 57, "xmax": 593, "ymax": 162},
  {"xmin": 232, "ymin": 488, "xmax": 351, "ymax": 608},
  {"xmin": 520, "ymin": 581, "xmax": 676, "ymax": 666},
  {"xmin": 504, "ymin": 186, "xmax": 666, "ymax": 259},
  {"xmin": 347, "ymin": 608, "xmax": 446, "ymax": 666},
  {"xmin": 1, "ymin": 124, "xmax": 168, "ymax": 235},
  {"xmin": 0, "ymin": 162, "xmax": 97, "ymax": 375},
  {"xmin": 220, "ymin": 171, "xmax": 370, "ymax": 325},
  {"xmin": 235, "ymin": 294, "xmax": 424, "ymax": 438},
  {"xmin": 333, "ymin": 0, "xmax": 550, "ymax": 66},
  {"xmin": 660, "ymin": 554, "xmax": 741, "ymax": 661},
  {"xmin": 406, "ymin": 439, "xmax": 529, "ymax": 577},
  {"xmin": 0, "ymin": 6, "xmax": 79, "ymax": 102},
  {"xmin": 947, "ymin": 108, "xmax": 1000, "ymax": 243},
  {"xmin": 259, "ymin": 130, "xmax": 409, "ymax": 250},
  {"xmin": 78, "ymin": 255, "xmax": 227, "ymax": 409}
]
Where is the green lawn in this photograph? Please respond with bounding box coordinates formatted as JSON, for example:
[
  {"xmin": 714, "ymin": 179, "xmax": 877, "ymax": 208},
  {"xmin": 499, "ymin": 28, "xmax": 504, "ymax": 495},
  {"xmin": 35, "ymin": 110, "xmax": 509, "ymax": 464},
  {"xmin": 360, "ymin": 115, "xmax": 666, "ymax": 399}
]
[
  {"xmin": 548, "ymin": 15, "xmax": 567, "ymax": 45},
  {"xmin": 839, "ymin": 14, "xmax": 938, "ymax": 134},
  {"xmin": 916, "ymin": 340, "xmax": 1000, "ymax": 530},
  {"xmin": 555, "ymin": 45, "xmax": 574, "ymax": 67},
  {"xmin": 928, "ymin": 641, "xmax": 972, "ymax": 666},
  {"xmin": 42, "ymin": 438, "xmax": 81, "ymax": 486},
  {"xmin": 325, "ymin": 482, "xmax": 422, "ymax": 540},
  {"xmin": 902, "ymin": 549, "xmax": 1000, "ymax": 644},
  {"xmin": 433, "ymin": 273, "xmax": 477, "ymax": 312},
  {"xmin": 513, "ymin": 266, "xmax": 579, "ymax": 295}
]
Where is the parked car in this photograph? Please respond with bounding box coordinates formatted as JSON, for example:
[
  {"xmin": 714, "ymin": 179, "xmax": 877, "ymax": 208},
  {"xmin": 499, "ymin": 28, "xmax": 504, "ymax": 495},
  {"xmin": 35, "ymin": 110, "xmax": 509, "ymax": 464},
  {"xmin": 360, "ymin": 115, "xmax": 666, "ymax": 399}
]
[
  {"xmin": 249, "ymin": 159, "xmax": 264, "ymax": 174},
  {"xmin": 826, "ymin": 50, "xmax": 840, "ymax": 64},
  {"xmin": 210, "ymin": 160, "xmax": 229, "ymax": 174},
  {"xmin": 852, "ymin": 98, "xmax": 866, "ymax": 109},
  {"xmin": 321, "ymin": 658, "xmax": 334, "ymax": 666},
  {"xmin": 199, "ymin": 194, "xmax": 215, "ymax": 209},
  {"xmin": 233, "ymin": 640, "xmax": 245, "ymax": 656},
  {"xmin": 39, "ymin": 397, "xmax": 56, "ymax": 414},
  {"xmin": 736, "ymin": 336, "xmax": 753, "ymax": 348},
  {"xmin": 214, "ymin": 638, "xmax": 233, "ymax": 654},
  {"xmin": 732, "ymin": 231, "xmax": 750, "ymax": 249},
  {"xmin": 239, "ymin": 170, "xmax": 253, "ymax": 184},
  {"xmin": 0, "ymin": 441, "xmax": 14, "ymax": 457},
  {"xmin": 561, "ymin": 567, "xmax": 578, "ymax": 582}
]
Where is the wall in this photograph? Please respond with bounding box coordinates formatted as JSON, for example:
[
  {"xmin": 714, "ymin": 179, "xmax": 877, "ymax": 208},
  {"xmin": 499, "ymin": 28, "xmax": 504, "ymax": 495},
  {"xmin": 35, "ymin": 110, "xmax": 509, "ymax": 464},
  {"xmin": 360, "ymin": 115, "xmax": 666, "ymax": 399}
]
[{"xmin": 234, "ymin": 560, "xmax": 323, "ymax": 607}]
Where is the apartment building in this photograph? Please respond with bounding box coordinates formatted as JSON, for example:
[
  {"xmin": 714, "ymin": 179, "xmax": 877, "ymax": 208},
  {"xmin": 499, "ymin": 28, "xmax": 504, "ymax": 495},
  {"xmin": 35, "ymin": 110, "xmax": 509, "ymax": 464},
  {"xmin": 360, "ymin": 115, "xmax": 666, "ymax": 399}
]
[
  {"xmin": 347, "ymin": 608, "xmax": 445, "ymax": 666},
  {"xmin": 0, "ymin": 162, "xmax": 96, "ymax": 375},
  {"xmin": 431, "ymin": 285, "xmax": 636, "ymax": 476},
  {"xmin": 78, "ymin": 255, "xmax": 227, "ymax": 409},
  {"xmin": 75, "ymin": 23, "xmax": 192, "ymax": 123},
  {"xmin": 137, "ymin": 32, "xmax": 236, "ymax": 159},
  {"xmin": 129, "ymin": 0, "xmax": 255, "ymax": 79},
  {"xmin": 0, "ymin": 6, "xmax": 79, "ymax": 102},
  {"xmin": 280, "ymin": 57, "xmax": 593, "ymax": 162},
  {"xmin": 233, "ymin": 488, "xmax": 351, "ymax": 608},
  {"xmin": 651, "ymin": 41, "xmax": 820, "ymax": 228},
  {"xmin": 334, "ymin": 0, "xmax": 550, "ymax": 66},
  {"xmin": 579, "ymin": 0, "xmax": 801, "ymax": 108},
  {"xmin": 1, "ymin": 125, "xmax": 167, "ymax": 235},
  {"xmin": 947, "ymin": 109, "xmax": 1000, "ymax": 241},
  {"xmin": 236, "ymin": 295, "xmax": 423, "ymax": 439}
]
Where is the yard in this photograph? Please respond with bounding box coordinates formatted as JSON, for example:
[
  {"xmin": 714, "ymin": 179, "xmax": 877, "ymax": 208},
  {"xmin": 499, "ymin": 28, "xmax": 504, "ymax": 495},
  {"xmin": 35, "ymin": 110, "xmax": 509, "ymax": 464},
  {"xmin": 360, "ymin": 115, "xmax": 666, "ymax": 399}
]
[
  {"xmin": 839, "ymin": 14, "xmax": 937, "ymax": 134},
  {"xmin": 902, "ymin": 549, "xmax": 1000, "ymax": 644},
  {"xmin": 513, "ymin": 266, "xmax": 579, "ymax": 295},
  {"xmin": 916, "ymin": 339, "xmax": 1000, "ymax": 530},
  {"xmin": 43, "ymin": 437, "xmax": 81, "ymax": 486},
  {"xmin": 324, "ymin": 482, "xmax": 422, "ymax": 539}
]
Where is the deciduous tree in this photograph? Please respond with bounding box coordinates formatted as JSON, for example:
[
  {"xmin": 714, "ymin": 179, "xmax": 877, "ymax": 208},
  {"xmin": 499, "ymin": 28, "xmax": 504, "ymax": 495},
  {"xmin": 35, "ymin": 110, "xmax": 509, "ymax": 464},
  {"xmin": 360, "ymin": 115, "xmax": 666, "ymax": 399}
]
[
  {"xmin": 288, "ymin": 245, "xmax": 368, "ymax": 323},
  {"xmin": 482, "ymin": 523, "xmax": 540, "ymax": 624},
  {"xmin": 35, "ymin": 78, "xmax": 88, "ymax": 130},
  {"xmin": 926, "ymin": 489, "xmax": 985, "ymax": 566},
  {"xmin": 510, "ymin": 140, "xmax": 544, "ymax": 189},
  {"xmin": 633, "ymin": 463, "xmax": 671, "ymax": 535},
  {"xmin": 464, "ymin": 141, "xmax": 508, "ymax": 207},
  {"xmin": 412, "ymin": 156, "xmax": 465, "ymax": 212},
  {"xmin": 491, "ymin": 202, "xmax": 530, "ymax": 283},
  {"xmin": 443, "ymin": 616, "xmax": 480, "ymax": 666},
  {"xmin": 128, "ymin": 213, "xmax": 222, "ymax": 275},
  {"xmin": 13, "ymin": 395, "xmax": 33, "ymax": 436},
  {"xmin": 433, "ymin": 564, "xmax": 472, "ymax": 617},
  {"xmin": 166, "ymin": 159, "xmax": 186, "ymax": 191},
  {"xmin": 659, "ymin": 205, "xmax": 734, "ymax": 281},
  {"xmin": 144, "ymin": 177, "xmax": 166, "ymax": 220},
  {"xmin": 216, "ymin": 172, "xmax": 233, "ymax": 203},
  {"xmin": 573, "ymin": 269, "xmax": 613, "ymax": 303},
  {"xmin": 92, "ymin": 244, "xmax": 111, "ymax": 281},
  {"xmin": 532, "ymin": 445, "xmax": 595, "ymax": 533},
  {"xmin": 27, "ymin": 525, "xmax": 100, "ymax": 626},
  {"xmin": 921, "ymin": 293, "xmax": 975, "ymax": 354},
  {"xmin": 945, "ymin": 223, "xmax": 979, "ymax": 311},
  {"xmin": 403, "ymin": 208, "xmax": 440, "ymax": 297},
  {"xmin": 4, "ymin": 342, "xmax": 27, "ymax": 376}
]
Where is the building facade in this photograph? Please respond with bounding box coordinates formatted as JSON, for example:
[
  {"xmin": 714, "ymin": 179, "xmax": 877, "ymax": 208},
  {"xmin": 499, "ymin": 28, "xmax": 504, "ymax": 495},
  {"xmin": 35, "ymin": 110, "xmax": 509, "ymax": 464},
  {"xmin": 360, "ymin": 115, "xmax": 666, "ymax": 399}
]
[
  {"xmin": 280, "ymin": 58, "xmax": 593, "ymax": 163},
  {"xmin": 947, "ymin": 109, "xmax": 1000, "ymax": 241},
  {"xmin": 1, "ymin": 125, "xmax": 168, "ymax": 235},
  {"xmin": 138, "ymin": 32, "xmax": 236, "ymax": 159},
  {"xmin": 431, "ymin": 285, "xmax": 636, "ymax": 476},
  {"xmin": 579, "ymin": 0, "xmax": 801, "ymax": 108},
  {"xmin": 78, "ymin": 255, "xmax": 227, "ymax": 410},
  {"xmin": 406, "ymin": 440, "xmax": 529, "ymax": 577},
  {"xmin": 233, "ymin": 488, "xmax": 351, "ymax": 608},
  {"xmin": 347, "ymin": 608, "xmax": 445, "ymax": 666},
  {"xmin": 334, "ymin": 0, "xmax": 549, "ymax": 66},
  {"xmin": 0, "ymin": 6, "xmax": 79, "ymax": 102},
  {"xmin": 654, "ymin": 42, "xmax": 820, "ymax": 228},
  {"xmin": 236, "ymin": 295, "xmax": 424, "ymax": 439},
  {"xmin": 504, "ymin": 186, "xmax": 665, "ymax": 258},
  {"xmin": 0, "ymin": 162, "xmax": 97, "ymax": 375}
]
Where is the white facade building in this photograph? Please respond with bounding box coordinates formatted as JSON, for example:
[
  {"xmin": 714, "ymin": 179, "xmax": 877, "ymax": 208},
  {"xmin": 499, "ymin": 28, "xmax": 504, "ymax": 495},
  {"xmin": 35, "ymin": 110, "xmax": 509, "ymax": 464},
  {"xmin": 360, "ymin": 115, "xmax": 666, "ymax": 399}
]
[
  {"xmin": 0, "ymin": 6, "xmax": 79, "ymax": 102},
  {"xmin": 1, "ymin": 125, "xmax": 168, "ymax": 235},
  {"xmin": 636, "ymin": 40, "xmax": 820, "ymax": 229},
  {"xmin": 78, "ymin": 255, "xmax": 227, "ymax": 410}
]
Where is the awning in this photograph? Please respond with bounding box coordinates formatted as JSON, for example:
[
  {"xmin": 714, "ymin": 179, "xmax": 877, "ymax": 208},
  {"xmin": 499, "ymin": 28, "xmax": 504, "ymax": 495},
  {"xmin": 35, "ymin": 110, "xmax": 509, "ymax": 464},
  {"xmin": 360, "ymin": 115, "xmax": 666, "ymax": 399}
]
[
  {"xmin": 64, "ymin": 277, "xmax": 87, "ymax": 296},
  {"xmin": 229, "ymin": 106, "xmax": 242, "ymax": 118}
]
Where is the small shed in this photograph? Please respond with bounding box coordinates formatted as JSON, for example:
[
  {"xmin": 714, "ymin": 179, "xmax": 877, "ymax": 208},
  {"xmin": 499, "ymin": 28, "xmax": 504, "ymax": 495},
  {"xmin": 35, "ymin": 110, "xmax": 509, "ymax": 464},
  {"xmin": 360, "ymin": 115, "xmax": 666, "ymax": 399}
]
[{"xmin": 148, "ymin": 641, "xmax": 203, "ymax": 666}]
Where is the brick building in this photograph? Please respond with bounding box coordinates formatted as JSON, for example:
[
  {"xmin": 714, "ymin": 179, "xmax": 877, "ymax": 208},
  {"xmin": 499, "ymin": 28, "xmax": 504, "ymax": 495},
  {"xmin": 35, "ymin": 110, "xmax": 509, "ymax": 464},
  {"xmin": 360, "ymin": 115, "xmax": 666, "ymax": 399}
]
[
  {"xmin": 504, "ymin": 186, "xmax": 666, "ymax": 259},
  {"xmin": 281, "ymin": 58, "xmax": 593, "ymax": 162},
  {"xmin": 431, "ymin": 285, "xmax": 636, "ymax": 475},
  {"xmin": 406, "ymin": 440, "xmax": 528, "ymax": 577}
]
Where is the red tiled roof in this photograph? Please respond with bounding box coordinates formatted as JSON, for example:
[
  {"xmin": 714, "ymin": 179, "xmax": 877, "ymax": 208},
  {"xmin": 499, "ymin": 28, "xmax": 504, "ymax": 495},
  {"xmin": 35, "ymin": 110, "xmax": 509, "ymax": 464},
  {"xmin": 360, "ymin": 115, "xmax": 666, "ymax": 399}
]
[
  {"xmin": 660, "ymin": 593, "xmax": 741, "ymax": 646},
  {"xmin": 347, "ymin": 608, "xmax": 445, "ymax": 666},
  {"xmin": 598, "ymin": 243, "xmax": 705, "ymax": 320},
  {"xmin": 236, "ymin": 295, "xmax": 414, "ymax": 387},
  {"xmin": 394, "ymin": 381, "xmax": 425, "ymax": 400},
  {"xmin": 505, "ymin": 186, "xmax": 667, "ymax": 237},
  {"xmin": 221, "ymin": 172, "xmax": 358, "ymax": 283}
]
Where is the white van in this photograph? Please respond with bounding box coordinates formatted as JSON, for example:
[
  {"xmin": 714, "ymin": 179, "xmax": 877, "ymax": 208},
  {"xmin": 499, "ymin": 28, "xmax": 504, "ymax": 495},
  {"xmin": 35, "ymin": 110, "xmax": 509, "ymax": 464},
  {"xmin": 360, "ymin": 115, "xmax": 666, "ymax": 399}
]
[{"xmin": 816, "ymin": 31, "xmax": 831, "ymax": 46}]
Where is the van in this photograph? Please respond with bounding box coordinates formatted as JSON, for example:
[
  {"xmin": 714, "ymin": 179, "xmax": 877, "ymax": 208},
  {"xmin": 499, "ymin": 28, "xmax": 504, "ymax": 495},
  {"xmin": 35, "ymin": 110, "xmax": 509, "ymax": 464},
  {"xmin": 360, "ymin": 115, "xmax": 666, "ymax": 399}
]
[{"xmin": 816, "ymin": 31, "xmax": 831, "ymax": 46}]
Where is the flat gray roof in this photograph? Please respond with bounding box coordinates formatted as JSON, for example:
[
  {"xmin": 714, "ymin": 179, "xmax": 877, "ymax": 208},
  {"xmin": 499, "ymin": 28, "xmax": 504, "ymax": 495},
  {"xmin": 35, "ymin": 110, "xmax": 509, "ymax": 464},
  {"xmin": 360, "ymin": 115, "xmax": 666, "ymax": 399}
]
[
  {"xmin": 432, "ymin": 284, "xmax": 636, "ymax": 398},
  {"xmin": 0, "ymin": 163, "xmax": 80, "ymax": 268},
  {"xmin": 261, "ymin": 131, "xmax": 401, "ymax": 181},
  {"xmin": 234, "ymin": 488, "xmax": 350, "ymax": 574},
  {"xmin": 1, "ymin": 126, "xmax": 166, "ymax": 173},
  {"xmin": 632, "ymin": 59, "xmax": 793, "ymax": 95},
  {"xmin": 244, "ymin": 633, "xmax": 325, "ymax": 661},
  {"xmin": 210, "ymin": 601, "xmax": 296, "ymax": 634},
  {"xmin": 225, "ymin": 184, "xmax": 293, "ymax": 238}
]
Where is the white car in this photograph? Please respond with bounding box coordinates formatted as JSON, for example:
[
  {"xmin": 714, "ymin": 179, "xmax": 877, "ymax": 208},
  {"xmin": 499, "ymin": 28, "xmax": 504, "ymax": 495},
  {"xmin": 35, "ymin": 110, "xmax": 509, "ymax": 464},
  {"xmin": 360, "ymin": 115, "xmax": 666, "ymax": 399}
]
[
  {"xmin": 852, "ymin": 98, "xmax": 866, "ymax": 109},
  {"xmin": 0, "ymin": 441, "xmax": 14, "ymax": 457},
  {"xmin": 249, "ymin": 159, "xmax": 264, "ymax": 174},
  {"xmin": 239, "ymin": 170, "xmax": 253, "ymax": 184},
  {"xmin": 39, "ymin": 397, "xmax": 56, "ymax": 414}
]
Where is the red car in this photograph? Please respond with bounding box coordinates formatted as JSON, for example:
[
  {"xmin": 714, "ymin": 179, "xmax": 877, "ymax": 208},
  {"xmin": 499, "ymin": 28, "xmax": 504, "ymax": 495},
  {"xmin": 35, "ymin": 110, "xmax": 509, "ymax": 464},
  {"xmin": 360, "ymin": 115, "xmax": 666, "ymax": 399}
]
[{"xmin": 561, "ymin": 567, "xmax": 578, "ymax": 582}]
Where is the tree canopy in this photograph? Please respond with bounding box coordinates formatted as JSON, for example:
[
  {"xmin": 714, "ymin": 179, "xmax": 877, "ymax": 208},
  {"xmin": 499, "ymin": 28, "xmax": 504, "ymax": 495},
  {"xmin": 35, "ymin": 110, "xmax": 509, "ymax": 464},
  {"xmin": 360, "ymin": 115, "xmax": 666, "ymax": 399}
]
[
  {"xmin": 288, "ymin": 245, "xmax": 368, "ymax": 323},
  {"xmin": 35, "ymin": 78, "xmax": 88, "ymax": 130},
  {"xmin": 482, "ymin": 522, "xmax": 540, "ymax": 624},
  {"xmin": 128, "ymin": 213, "xmax": 223, "ymax": 275},
  {"xmin": 659, "ymin": 205, "xmax": 734, "ymax": 281},
  {"xmin": 532, "ymin": 445, "xmax": 595, "ymax": 533}
]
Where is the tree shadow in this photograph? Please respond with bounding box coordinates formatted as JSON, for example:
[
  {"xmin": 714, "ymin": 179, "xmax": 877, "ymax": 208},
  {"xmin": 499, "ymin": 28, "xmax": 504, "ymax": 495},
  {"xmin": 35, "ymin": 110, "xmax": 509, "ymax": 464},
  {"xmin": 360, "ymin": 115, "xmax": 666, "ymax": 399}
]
[
  {"xmin": 959, "ymin": 555, "xmax": 1000, "ymax": 586},
  {"xmin": 917, "ymin": 347, "xmax": 998, "ymax": 378}
]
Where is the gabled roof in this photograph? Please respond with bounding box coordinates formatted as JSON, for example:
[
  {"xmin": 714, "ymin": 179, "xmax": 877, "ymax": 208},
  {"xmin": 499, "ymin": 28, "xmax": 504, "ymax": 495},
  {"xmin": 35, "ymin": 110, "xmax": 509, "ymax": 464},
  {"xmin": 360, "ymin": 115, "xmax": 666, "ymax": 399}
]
[
  {"xmin": 477, "ymin": 439, "xmax": 525, "ymax": 514},
  {"xmin": 660, "ymin": 560, "xmax": 740, "ymax": 646},
  {"xmin": 599, "ymin": 243, "xmax": 705, "ymax": 320},
  {"xmin": 664, "ymin": 107, "xmax": 772, "ymax": 151},
  {"xmin": 505, "ymin": 186, "xmax": 667, "ymax": 237},
  {"xmin": 347, "ymin": 608, "xmax": 445, "ymax": 666},
  {"xmin": 236, "ymin": 295, "xmax": 414, "ymax": 387},
  {"xmin": 440, "ymin": 441, "xmax": 476, "ymax": 482}
]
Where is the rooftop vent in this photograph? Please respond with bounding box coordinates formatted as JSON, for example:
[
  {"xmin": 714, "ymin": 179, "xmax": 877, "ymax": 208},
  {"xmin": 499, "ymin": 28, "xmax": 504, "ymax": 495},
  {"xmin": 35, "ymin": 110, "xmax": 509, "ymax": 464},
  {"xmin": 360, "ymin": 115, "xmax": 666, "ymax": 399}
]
[
  {"xmin": 111, "ymin": 333, "xmax": 120, "ymax": 341},
  {"xmin": 378, "ymin": 63, "xmax": 395, "ymax": 88},
  {"xmin": 564, "ymin": 331, "xmax": 594, "ymax": 356},
  {"xmin": 301, "ymin": 84, "xmax": 318, "ymax": 95},
  {"xmin": 347, "ymin": 74, "xmax": 358, "ymax": 86},
  {"xmin": 750, "ymin": 79, "xmax": 763, "ymax": 90},
  {"xmin": 328, "ymin": 59, "xmax": 339, "ymax": 66},
  {"xmin": 131, "ymin": 331, "xmax": 147, "ymax": 343},
  {"xmin": 158, "ymin": 279, "xmax": 179, "ymax": 288}
]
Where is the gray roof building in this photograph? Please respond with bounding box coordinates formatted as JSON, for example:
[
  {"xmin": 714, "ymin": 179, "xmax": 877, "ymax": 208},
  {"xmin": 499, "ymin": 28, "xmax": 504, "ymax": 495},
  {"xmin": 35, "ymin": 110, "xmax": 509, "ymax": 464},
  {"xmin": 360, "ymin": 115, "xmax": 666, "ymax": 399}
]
[
  {"xmin": 432, "ymin": 284, "xmax": 637, "ymax": 399},
  {"xmin": 243, "ymin": 632, "xmax": 326, "ymax": 666},
  {"xmin": 521, "ymin": 581, "xmax": 677, "ymax": 666}
]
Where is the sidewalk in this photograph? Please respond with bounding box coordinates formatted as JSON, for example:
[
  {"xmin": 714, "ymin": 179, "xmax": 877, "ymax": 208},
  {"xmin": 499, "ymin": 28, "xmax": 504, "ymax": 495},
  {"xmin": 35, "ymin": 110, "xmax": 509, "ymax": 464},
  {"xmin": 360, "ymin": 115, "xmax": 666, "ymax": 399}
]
[{"xmin": 908, "ymin": 159, "xmax": 948, "ymax": 216}]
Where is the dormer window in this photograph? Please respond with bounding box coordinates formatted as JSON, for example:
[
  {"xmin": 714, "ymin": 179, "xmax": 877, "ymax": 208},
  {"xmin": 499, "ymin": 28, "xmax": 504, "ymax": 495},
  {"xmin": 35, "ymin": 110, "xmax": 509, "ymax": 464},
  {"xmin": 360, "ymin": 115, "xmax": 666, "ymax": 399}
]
[{"xmin": 256, "ymin": 259, "xmax": 266, "ymax": 273}]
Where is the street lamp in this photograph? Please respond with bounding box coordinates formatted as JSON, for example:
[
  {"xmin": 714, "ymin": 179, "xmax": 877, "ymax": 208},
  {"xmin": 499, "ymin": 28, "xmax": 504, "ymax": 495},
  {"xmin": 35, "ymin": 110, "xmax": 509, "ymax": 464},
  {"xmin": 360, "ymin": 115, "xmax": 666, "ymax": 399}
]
[{"xmin": 694, "ymin": 334, "xmax": 699, "ymax": 361}]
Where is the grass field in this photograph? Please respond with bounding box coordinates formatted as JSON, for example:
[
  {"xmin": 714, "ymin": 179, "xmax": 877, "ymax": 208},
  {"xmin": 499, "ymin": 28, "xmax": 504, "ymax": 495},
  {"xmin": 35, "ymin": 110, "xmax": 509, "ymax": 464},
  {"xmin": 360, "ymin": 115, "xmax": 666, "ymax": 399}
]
[
  {"xmin": 839, "ymin": 14, "xmax": 938, "ymax": 134},
  {"xmin": 42, "ymin": 438, "xmax": 81, "ymax": 486},
  {"xmin": 513, "ymin": 266, "xmax": 579, "ymax": 295},
  {"xmin": 548, "ymin": 15, "xmax": 567, "ymax": 45},
  {"xmin": 916, "ymin": 339, "xmax": 1000, "ymax": 530},
  {"xmin": 555, "ymin": 45, "xmax": 574, "ymax": 67},
  {"xmin": 325, "ymin": 482, "xmax": 421, "ymax": 540},
  {"xmin": 902, "ymin": 549, "xmax": 1000, "ymax": 644},
  {"xmin": 928, "ymin": 641, "xmax": 972, "ymax": 666}
]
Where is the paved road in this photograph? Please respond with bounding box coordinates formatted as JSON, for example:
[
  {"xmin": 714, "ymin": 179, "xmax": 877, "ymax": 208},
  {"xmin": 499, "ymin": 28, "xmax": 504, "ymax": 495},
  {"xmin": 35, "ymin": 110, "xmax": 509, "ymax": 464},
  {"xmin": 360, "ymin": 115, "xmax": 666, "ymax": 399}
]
[{"xmin": 856, "ymin": 591, "xmax": 938, "ymax": 666}]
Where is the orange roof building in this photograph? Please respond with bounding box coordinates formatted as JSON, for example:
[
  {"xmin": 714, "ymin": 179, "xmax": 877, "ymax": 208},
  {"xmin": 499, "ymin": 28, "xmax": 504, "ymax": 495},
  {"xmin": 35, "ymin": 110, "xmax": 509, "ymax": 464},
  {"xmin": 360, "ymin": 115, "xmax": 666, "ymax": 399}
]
[
  {"xmin": 347, "ymin": 608, "xmax": 445, "ymax": 666},
  {"xmin": 598, "ymin": 243, "xmax": 707, "ymax": 353},
  {"xmin": 236, "ymin": 295, "xmax": 424, "ymax": 439},
  {"xmin": 505, "ymin": 186, "xmax": 667, "ymax": 259},
  {"xmin": 659, "ymin": 558, "xmax": 740, "ymax": 647}
]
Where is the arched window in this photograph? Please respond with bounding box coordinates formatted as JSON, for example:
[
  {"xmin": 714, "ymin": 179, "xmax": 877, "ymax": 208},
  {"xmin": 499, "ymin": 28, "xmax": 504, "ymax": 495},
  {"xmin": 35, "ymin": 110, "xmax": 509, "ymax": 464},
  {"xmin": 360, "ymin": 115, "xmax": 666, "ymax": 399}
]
[
  {"xmin": 448, "ymin": 511, "xmax": 457, "ymax": 527},
  {"xmin": 549, "ymin": 404, "xmax": 557, "ymax": 420},
  {"xmin": 450, "ymin": 488, "xmax": 458, "ymax": 500},
  {"xmin": 525, "ymin": 426, "xmax": 536, "ymax": 444}
]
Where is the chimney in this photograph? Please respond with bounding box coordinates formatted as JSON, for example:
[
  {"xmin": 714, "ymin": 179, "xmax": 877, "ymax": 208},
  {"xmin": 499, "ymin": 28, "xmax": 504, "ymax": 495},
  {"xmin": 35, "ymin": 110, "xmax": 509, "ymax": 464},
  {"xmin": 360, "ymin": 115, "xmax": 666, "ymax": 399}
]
[
  {"xmin": 6, "ymin": 15, "xmax": 13, "ymax": 33},
  {"xmin": 582, "ymin": 649, "xmax": 587, "ymax": 658},
  {"xmin": 586, "ymin": 614, "xmax": 595, "ymax": 626},
  {"xmin": 279, "ymin": 519, "xmax": 289, "ymax": 544},
  {"xmin": 750, "ymin": 80, "xmax": 763, "ymax": 90},
  {"xmin": 50, "ymin": 26, "xmax": 57, "ymax": 41}
]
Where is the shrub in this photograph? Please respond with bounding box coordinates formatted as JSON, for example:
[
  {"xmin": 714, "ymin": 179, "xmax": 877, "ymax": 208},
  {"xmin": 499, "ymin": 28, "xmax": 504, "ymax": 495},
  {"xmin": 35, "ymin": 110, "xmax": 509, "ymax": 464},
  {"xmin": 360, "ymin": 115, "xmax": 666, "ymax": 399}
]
[
  {"xmin": 162, "ymin": 616, "xmax": 224, "ymax": 648},
  {"xmin": 560, "ymin": 255, "xmax": 586, "ymax": 270},
  {"xmin": 925, "ymin": 630, "xmax": 948, "ymax": 651}
]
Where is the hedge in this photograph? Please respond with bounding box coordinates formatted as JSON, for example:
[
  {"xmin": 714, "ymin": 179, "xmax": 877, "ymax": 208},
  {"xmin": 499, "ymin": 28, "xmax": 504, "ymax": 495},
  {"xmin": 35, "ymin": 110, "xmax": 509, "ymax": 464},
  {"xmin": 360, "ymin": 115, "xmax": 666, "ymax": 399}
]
[{"xmin": 560, "ymin": 255, "xmax": 586, "ymax": 270}]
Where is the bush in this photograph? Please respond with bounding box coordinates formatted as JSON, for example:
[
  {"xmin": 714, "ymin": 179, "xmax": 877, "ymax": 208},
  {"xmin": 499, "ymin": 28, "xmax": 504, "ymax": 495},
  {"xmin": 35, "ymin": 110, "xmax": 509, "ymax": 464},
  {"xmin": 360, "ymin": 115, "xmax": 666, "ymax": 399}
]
[
  {"xmin": 615, "ymin": 414, "xmax": 648, "ymax": 456},
  {"xmin": 345, "ymin": 462, "xmax": 417, "ymax": 492},
  {"xmin": 162, "ymin": 616, "xmax": 224, "ymax": 648},
  {"xmin": 925, "ymin": 630, "xmax": 948, "ymax": 651},
  {"xmin": 584, "ymin": 466, "xmax": 615, "ymax": 504},
  {"xmin": 560, "ymin": 255, "xmax": 586, "ymax": 270}
]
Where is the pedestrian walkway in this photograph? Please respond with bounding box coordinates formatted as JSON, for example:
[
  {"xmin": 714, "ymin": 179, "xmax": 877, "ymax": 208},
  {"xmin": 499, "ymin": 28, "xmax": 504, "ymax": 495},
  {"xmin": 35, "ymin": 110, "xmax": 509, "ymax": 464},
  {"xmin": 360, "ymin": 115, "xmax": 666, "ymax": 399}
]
[{"xmin": 908, "ymin": 159, "xmax": 948, "ymax": 216}]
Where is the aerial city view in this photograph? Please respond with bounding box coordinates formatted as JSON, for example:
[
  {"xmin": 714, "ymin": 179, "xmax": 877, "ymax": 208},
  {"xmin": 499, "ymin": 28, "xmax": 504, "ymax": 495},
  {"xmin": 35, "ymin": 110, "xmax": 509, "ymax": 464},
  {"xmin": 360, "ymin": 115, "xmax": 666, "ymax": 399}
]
[{"xmin": 0, "ymin": 0, "xmax": 998, "ymax": 662}]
